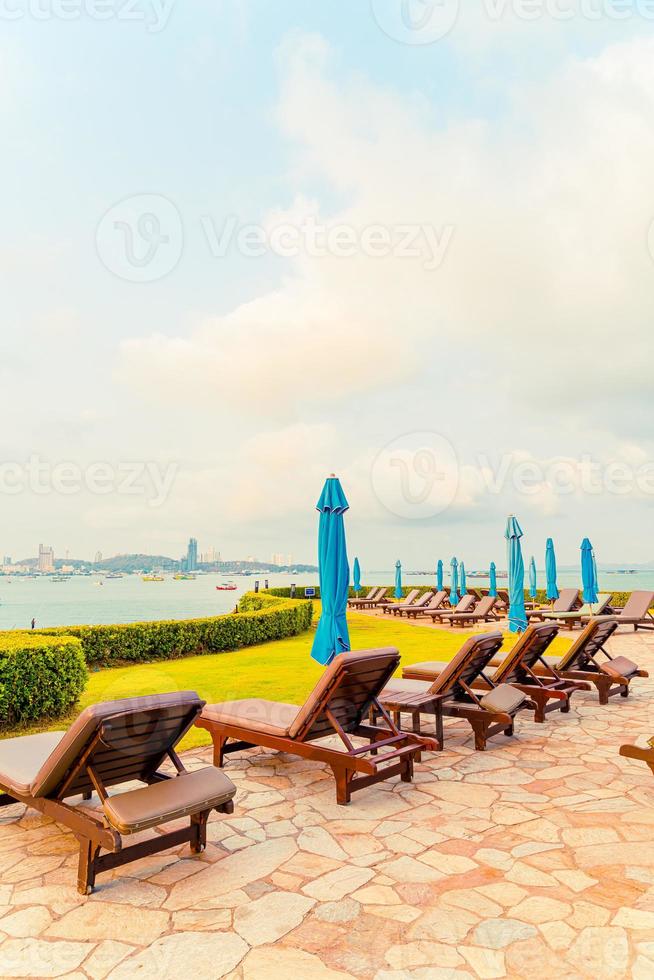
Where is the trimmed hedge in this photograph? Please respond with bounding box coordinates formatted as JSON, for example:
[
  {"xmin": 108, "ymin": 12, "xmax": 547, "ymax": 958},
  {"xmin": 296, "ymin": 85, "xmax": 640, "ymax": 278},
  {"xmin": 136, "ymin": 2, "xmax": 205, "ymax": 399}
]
[
  {"xmin": 0, "ymin": 634, "xmax": 87, "ymax": 727},
  {"xmin": 30, "ymin": 592, "xmax": 313, "ymax": 668}
]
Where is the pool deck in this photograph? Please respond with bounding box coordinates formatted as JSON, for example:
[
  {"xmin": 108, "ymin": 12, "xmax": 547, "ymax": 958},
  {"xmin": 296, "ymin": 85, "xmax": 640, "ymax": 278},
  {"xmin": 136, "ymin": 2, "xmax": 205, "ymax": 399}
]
[{"xmin": 1, "ymin": 627, "xmax": 654, "ymax": 979}]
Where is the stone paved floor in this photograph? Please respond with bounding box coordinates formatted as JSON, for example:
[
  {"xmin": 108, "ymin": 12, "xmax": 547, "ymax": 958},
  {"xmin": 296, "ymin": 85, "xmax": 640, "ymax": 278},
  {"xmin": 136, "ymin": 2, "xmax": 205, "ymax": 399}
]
[{"xmin": 2, "ymin": 629, "xmax": 654, "ymax": 979}]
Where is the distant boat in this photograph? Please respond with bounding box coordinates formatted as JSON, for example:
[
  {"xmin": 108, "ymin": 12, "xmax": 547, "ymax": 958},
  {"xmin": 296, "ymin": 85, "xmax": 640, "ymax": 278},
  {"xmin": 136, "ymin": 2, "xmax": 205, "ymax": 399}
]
[
  {"xmin": 142, "ymin": 575, "xmax": 164, "ymax": 582},
  {"xmin": 216, "ymin": 583, "xmax": 237, "ymax": 591},
  {"xmin": 174, "ymin": 573, "xmax": 196, "ymax": 580},
  {"xmin": 51, "ymin": 575, "xmax": 70, "ymax": 583},
  {"xmin": 105, "ymin": 572, "xmax": 123, "ymax": 580}
]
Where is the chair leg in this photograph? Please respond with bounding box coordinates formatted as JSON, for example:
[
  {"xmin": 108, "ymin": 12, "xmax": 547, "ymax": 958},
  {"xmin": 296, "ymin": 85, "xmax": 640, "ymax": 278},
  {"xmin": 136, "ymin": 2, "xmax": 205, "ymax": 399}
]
[
  {"xmin": 190, "ymin": 811, "xmax": 208, "ymax": 853},
  {"xmin": 77, "ymin": 838, "xmax": 100, "ymax": 896},
  {"xmin": 332, "ymin": 767, "xmax": 352, "ymax": 805},
  {"xmin": 212, "ymin": 735, "xmax": 227, "ymax": 767},
  {"xmin": 467, "ymin": 717, "xmax": 488, "ymax": 751}
]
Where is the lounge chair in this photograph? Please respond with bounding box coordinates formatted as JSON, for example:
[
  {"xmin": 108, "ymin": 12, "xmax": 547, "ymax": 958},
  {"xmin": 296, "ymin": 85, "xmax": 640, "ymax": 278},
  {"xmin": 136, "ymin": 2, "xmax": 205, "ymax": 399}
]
[
  {"xmin": 438, "ymin": 595, "xmax": 499, "ymax": 627},
  {"xmin": 382, "ymin": 588, "xmax": 421, "ymax": 615},
  {"xmin": 348, "ymin": 587, "xmax": 384, "ymax": 609},
  {"xmin": 581, "ymin": 590, "xmax": 654, "ymax": 632},
  {"xmin": 485, "ymin": 623, "xmax": 589, "ymax": 722},
  {"xmin": 542, "ymin": 594, "xmax": 613, "ymax": 629},
  {"xmin": 527, "ymin": 588, "xmax": 581, "ymax": 621},
  {"xmin": 377, "ymin": 633, "xmax": 534, "ymax": 750},
  {"xmin": 386, "ymin": 591, "xmax": 435, "ymax": 617},
  {"xmin": 410, "ymin": 590, "xmax": 449, "ymax": 618},
  {"xmin": 494, "ymin": 589, "xmax": 511, "ymax": 612},
  {"xmin": 531, "ymin": 619, "xmax": 648, "ymax": 704},
  {"xmin": 197, "ymin": 649, "xmax": 433, "ymax": 805},
  {"xmin": 619, "ymin": 737, "xmax": 654, "ymax": 776},
  {"xmin": 426, "ymin": 593, "xmax": 477, "ymax": 622},
  {"xmin": 0, "ymin": 693, "xmax": 236, "ymax": 894},
  {"xmin": 348, "ymin": 587, "xmax": 378, "ymax": 608}
]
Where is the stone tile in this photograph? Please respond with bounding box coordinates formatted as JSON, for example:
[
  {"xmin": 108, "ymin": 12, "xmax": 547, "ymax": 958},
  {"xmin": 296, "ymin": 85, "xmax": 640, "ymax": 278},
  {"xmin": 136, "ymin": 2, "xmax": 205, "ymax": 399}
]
[
  {"xmin": 240, "ymin": 946, "xmax": 354, "ymax": 979},
  {"xmin": 233, "ymin": 891, "xmax": 315, "ymax": 945},
  {"xmin": 83, "ymin": 940, "xmax": 135, "ymax": 980},
  {"xmin": 45, "ymin": 902, "xmax": 169, "ymax": 944},
  {"xmin": 0, "ymin": 937, "xmax": 92, "ymax": 977},
  {"xmin": 0, "ymin": 906, "xmax": 52, "ymax": 937},
  {"xmin": 298, "ymin": 827, "xmax": 348, "ymax": 861},
  {"xmin": 302, "ymin": 866, "xmax": 374, "ymax": 901},
  {"xmin": 107, "ymin": 932, "xmax": 249, "ymax": 980},
  {"xmin": 473, "ymin": 917, "xmax": 537, "ymax": 949}
]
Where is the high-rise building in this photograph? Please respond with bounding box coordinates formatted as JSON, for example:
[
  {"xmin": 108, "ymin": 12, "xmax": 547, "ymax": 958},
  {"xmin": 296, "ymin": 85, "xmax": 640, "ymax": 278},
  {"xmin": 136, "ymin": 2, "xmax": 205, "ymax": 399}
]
[
  {"xmin": 271, "ymin": 552, "xmax": 286, "ymax": 567},
  {"xmin": 3, "ymin": 556, "xmax": 11, "ymax": 567},
  {"xmin": 187, "ymin": 537, "xmax": 198, "ymax": 572},
  {"xmin": 94, "ymin": 551, "xmax": 102, "ymax": 565},
  {"xmin": 38, "ymin": 544, "xmax": 55, "ymax": 574}
]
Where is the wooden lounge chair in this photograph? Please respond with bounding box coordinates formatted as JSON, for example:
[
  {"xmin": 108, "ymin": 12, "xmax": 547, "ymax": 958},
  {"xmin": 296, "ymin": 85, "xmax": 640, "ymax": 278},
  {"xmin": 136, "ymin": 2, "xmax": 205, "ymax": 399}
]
[
  {"xmin": 484, "ymin": 623, "xmax": 590, "ymax": 722},
  {"xmin": 354, "ymin": 587, "xmax": 390, "ymax": 609},
  {"xmin": 386, "ymin": 591, "xmax": 435, "ymax": 617},
  {"xmin": 542, "ymin": 594, "xmax": 613, "ymax": 629},
  {"xmin": 581, "ymin": 590, "xmax": 654, "ymax": 632},
  {"xmin": 527, "ymin": 588, "xmax": 581, "ymax": 621},
  {"xmin": 378, "ymin": 633, "xmax": 534, "ymax": 750},
  {"xmin": 348, "ymin": 587, "xmax": 378, "ymax": 608},
  {"xmin": 382, "ymin": 588, "xmax": 421, "ymax": 615},
  {"xmin": 197, "ymin": 649, "xmax": 433, "ymax": 806},
  {"xmin": 619, "ymin": 737, "xmax": 654, "ymax": 776},
  {"xmin": 410, "ymin": 590, "xmax": 449, "ymax": 619},
  {"xmin": 426, "ymin": 593, "xmax": 477, "ymax": 622},
  {"xmin": 531, "ymin": 619, "xmax": 648, "ymax": 704},
  {"xmin": 494, "ymin": 589, "xmax": 511, "ymax": 612},
  {"xmin": 0, "ymin": 693, "xmax": 236, "ymax": 895},
  {"xmin": 438, "ymin": 595, "xmax": 499, "ymax": 627},
  {"xmin": 348, "ymin": 587, "xmax": 384, "ymax": 609}
]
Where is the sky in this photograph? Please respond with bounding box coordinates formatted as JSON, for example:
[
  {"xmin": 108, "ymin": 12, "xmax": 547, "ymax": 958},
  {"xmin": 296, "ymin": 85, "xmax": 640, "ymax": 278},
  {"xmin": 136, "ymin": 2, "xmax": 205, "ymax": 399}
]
[{"xmin": 2, "ymin": 0, "xmax": 654, "ymax": 568}]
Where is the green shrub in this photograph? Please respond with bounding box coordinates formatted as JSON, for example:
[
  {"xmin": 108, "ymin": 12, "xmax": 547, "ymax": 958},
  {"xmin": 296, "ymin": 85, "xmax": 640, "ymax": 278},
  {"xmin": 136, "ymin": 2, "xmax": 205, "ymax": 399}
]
[
  {"xmin": 28, "ymin": 593, "xmax": 313, "ymax": 668},
  {"xmin": 0, "ymin": 634, "xmax": 87, "ymax": 727}
]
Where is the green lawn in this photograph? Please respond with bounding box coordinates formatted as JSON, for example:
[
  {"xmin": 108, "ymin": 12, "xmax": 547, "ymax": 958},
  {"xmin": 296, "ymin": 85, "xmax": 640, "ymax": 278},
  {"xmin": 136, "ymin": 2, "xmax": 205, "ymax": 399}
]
[{"xmin": 6, "ymin": 608, "xmax": 573, "ymax": 751}]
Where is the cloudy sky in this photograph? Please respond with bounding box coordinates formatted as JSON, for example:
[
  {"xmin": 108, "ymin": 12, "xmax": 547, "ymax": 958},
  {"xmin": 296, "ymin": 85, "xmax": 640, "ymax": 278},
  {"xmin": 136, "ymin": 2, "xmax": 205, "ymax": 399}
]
[{"xmin": 2, "ymin": 1, "xmax": 654, "ymax": 568}]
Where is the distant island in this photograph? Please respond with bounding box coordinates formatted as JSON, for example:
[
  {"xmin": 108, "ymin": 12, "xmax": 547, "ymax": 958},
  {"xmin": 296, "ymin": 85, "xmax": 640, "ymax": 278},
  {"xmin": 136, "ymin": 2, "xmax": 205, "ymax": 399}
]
[{"xmin": 10, "ymin": 554, "xmax": 318, "ymax": 575}]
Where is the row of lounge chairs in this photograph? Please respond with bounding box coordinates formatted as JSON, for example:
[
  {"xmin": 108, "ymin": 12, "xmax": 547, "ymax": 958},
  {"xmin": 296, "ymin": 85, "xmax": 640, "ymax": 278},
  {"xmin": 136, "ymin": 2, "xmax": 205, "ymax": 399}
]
[
  {"xmin": 354, "ymin": 586, "xmax": 654, "ymax": 633},
  {"xmin": 0, "ymin": 607, "xmax": 650, "ymax": 895}
]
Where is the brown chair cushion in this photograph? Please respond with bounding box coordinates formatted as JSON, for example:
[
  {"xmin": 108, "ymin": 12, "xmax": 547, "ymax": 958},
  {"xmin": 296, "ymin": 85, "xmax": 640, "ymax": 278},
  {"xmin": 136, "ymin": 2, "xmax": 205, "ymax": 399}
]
[
  {"xmin": 401, "ymin": 661, "xmax": 450, "ymax": 681},
  {"xmin": 0, "ymin": 732, "xmax": 65, "ymax": 796},
  {"xmin": 201, "ymin": 699, "xmax": 299, "ymax": 737},
  {"xmin": 601, "ymin": 656, "xmax": 639, "ymax": 679},
  {"xmin": 479, "ymin": 684, "xmax": 526, "ymax": 714},
  {"xmin": 103, "ymin": 767, "xmax": 236, "ymax": 834},
  {"xmin": 381, "ymin": 677, "xmax": 431, "ymax": 697}
]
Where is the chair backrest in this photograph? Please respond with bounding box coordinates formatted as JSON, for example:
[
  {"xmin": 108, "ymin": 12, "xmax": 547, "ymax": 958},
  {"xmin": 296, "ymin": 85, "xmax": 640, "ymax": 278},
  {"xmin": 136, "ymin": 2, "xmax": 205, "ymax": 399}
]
[
  {"xmin": 493, "ymin": 623, "xmax": 559, "ymax": 684},
  {"xmin": 401, "ymin": 589, "xmax": 420, "ymax": 606},
  {"xmin": 361, "ymin": 587, "xmax": 377, "ymax": 600},
  {"xmin": 553, "ymin": 588, "xmax": 580, "ymax": 613},
  {"xmin": 31, "ymin": 692, "xmax": 204, "ymax": 799},
  {"xmin": 556, "ymin": 619, "xmax": 620, "ymax": 671},
  {"xmin": 362, "ymin": 587, "xmax": 383, "ymax": 601},
  {"xmin": 619, "ymin": 590, "xmax": 654, "ymax": 619},
  {"xmin": 373, "ymin": 588, "xmax": 389, "ymax": 602},
  {"xmin": 428, "ymin": 591, "xmax": 448, "ymax": 609},
  {"xmin": 453, "ymin": 594, "xmax": 476, "ymax": 613},
  {"xmin": 289, "ymin": 648, "xmax": 401, "ymax": 742},
  {"xmin": 496, "ymin": 589, "xmax": 510, "ymax": 605},
  {"xmin": 426, "ymin": 633, "xmax": 504, "ymax": 698},
  {"xmin": 411, "ymin": 591, "xmax": 434, "ymax": 608},
  {"xmin": 471, "ymin": 595, "xmax": 497, "ymax": 617},
  {"xmin": 579, "ymin": 594, "xmax": 613, "ymax": 615}
]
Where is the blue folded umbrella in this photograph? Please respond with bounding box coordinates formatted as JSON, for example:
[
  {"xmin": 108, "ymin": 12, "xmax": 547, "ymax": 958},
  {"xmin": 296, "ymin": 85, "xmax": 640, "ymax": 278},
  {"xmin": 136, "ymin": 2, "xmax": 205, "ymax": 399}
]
[
  {"xmin": 489, "ymin": 562, "xmax": 498, "ymax": 597},
  {"xmin": 436, "ymin": 559, "xmax": 443, "ymax": 592},
  {"xmin": 353, "ymin": 557, "xmax": 361, "ymax": 595},
  {"xmin": 394, "ymin": 560, "xmax": 403, "ymax": 600},
  {"xmin": 460, "ymin": 562, "xmax": 467, "ymax": 596},
  {"xmin": 450, "ymin": 557, "xmax": 459, "ymax": 606},
  {"xmin": 529, "ymin": 556, "xmax": 537, "ymax": 599},
  {"xmin": 310, "ymin": 476, "xmax": 351, "ymax": 666},
  {"xmin": 581, "ymin": 538, "xmax": 598, "ymax": 605},
  {"xmin": 545, "ymin": 538, "xmax": 559, "ymax": 601},
  {"xmin": 505, "ymin": 516, "xmax": 527, "ymax": 633}
]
